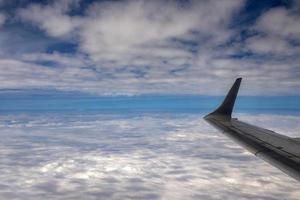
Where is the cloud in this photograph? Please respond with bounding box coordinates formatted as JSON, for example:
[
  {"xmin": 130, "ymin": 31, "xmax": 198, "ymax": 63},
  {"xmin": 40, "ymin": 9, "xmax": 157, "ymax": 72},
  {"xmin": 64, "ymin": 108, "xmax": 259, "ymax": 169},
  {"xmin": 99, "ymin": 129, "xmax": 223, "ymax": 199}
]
[
  {"xmin": 246, "ymin": 4, "xmax": 300, "ymax": 56},
  {"xmin": 0, "ymin": 113, "xmax": 299, "ymax": 199},
  {"xmin": 18, "ymin": 0, "xmax": 81, "ymax": 37},
  {"xmin": 0, "ymin": 0, "xmax": 297, "ymax": 95},
  {"xmin": 0, "ymin": 13, "xmax": 5, "ymax": 27},
  {"xmin": 0, "ymin": 57, "xmax": 102, "ymax": 92},
  {"xmin": 255, "ymin": 7, "xmax": 300, "ymax": 40},
  {"xmin": 0, "ymin": 51, "xmax": 299, "ymax": 95},
  {"xmin": 18, "ymin": 0, "xmax": 245, "ymax": 64},
  {"xmin": 246, "ymin": 35, "xmax": 297, "ymax": 55},
  {"xmin": 21, "ymin": 52, "xmax": 89, "ymax": 68},
  {"xmin": 79, "ymin": 0, "xmax": 244, "ymax": 64}
]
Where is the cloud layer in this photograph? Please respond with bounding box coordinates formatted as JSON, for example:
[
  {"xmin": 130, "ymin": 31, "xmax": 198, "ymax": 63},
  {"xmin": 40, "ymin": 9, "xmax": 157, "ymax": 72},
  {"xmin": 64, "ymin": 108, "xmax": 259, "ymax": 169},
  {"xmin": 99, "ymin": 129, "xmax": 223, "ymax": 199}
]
[
  {"xmin": 0, "ymin": 0, "xmax": 299, "ymax": 95},
  {"xmin": 0, "ymin": 113, "xmax": 299, "ymax": 199},
  {"xmin": 0, "ymin": 13, "xmax": 5, "ymax": 26}
]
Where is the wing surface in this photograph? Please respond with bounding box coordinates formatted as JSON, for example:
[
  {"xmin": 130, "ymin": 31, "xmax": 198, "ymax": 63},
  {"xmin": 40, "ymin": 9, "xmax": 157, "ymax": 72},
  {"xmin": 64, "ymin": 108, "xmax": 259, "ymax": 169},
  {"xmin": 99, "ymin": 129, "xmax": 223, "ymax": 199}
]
[{"xmin": 204, "ymin": 78, "xmax": 300, "ymax": 181}]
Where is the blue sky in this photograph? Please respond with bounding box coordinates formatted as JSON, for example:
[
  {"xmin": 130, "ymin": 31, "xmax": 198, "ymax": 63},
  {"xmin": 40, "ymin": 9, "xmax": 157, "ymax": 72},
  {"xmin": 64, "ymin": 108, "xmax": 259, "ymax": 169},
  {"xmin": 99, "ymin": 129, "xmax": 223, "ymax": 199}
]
[
  {"xmin": 0, "ymin": 0, "xmax": 299, "ymax": 96},
  {"xmin": 0, "ymin": 95, "xmax": 300, "ymax": 115}
]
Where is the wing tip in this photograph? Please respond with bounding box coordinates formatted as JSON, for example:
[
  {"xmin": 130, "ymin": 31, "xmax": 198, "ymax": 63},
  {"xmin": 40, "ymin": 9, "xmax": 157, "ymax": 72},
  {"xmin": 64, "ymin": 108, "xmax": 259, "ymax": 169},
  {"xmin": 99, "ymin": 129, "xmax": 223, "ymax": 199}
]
[{"xmin": 205, "ymin": 78, "xmax": 242, "ymax": 119}]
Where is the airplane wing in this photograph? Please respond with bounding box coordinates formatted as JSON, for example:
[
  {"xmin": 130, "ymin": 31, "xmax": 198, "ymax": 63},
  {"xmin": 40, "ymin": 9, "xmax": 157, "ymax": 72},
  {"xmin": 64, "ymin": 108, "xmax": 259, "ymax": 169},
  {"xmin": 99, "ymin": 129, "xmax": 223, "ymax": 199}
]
[{"xmin": 204, "ymin": 78, "xmax": 300, "ymax": 182}]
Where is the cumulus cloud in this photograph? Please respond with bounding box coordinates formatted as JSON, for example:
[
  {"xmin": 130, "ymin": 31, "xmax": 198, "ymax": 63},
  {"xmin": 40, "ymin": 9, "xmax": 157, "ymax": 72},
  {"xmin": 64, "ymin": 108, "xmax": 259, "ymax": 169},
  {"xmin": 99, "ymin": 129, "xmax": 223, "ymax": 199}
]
[
  {"xmin": 0, "ymin": 13, "xmax": 5, "ymax": 27},
  {"xmin": 0, "ymin": 57, "xmax": 103, "ymax": 92},
  {"xmin": 246, "ymin": 4, "xmax": 300, "ymax": 56},
  {"xmin": 79, "ymin": 0, "xmax": 244, "ymax": 64},
  {"xmin": 0, "ymin": 0, "xmax": 296, "ymax": 95},
  {"xmin": 255, "ymin": 7, "xmax": 300, "ymax": 40},
  {"xmin": 0, "ymin": 113, "xmax": 299, "ymax": 199},
  {"xmin": 18, "ymin": 0, "xmax": 244, "ymax": 64},
  {"xmin": 18, "ymin": 0, "xmax": 81, "ymax": 37},
  {"xmin": 245, "ymin": 35, "xmax": 300, "ymax": 55}
]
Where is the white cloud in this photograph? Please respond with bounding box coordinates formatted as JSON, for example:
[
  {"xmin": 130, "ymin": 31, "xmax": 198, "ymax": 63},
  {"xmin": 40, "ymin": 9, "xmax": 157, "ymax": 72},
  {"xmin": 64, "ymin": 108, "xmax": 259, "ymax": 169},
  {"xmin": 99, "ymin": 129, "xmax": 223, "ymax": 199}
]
[
  {"xmin": 18, "ymin": 0, "xmax": 81, "ymax": 37},
  {"xmin": 247, "ymin": 5, "xmax": 300, "ymax": 56},
  {"xmin": 0, "ymin": 113, "xmax": 299, "ymax": 199},
  {"xmin": 21, "ymin": 52, "xmax": 90, "ymax": 68},
  {"xmin": 245, "ymin": 35, "xmax": 298, "ymax": 55},
  {"xmin": 79, "ymin": 0, "xmax": 244, "ymax": 64},
  {"xmin": 0, "ymin": 1, "xmax": 295, "ymax": 95},
  {"xmin": 0, "ymin": 53, "xmax": 299, "ymax": 95},
  {"xmin": 255, "ymin": 7, "xmax": 300, "ymax": 40},
  {"xmin": 0, "ymin": 13, "xmax": 6, "ymax": 27},
  {"xmin": 17, "ymin": 0, "xmax": 245, "ymax": 64}
]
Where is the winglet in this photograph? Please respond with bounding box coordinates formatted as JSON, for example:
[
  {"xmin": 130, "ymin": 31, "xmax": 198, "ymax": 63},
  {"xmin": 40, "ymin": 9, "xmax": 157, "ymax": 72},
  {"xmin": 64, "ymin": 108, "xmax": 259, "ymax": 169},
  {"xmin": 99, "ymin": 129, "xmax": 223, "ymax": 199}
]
[{"xmin": 206, "ymin": 78, "xmax": 242, "ymax": 118}]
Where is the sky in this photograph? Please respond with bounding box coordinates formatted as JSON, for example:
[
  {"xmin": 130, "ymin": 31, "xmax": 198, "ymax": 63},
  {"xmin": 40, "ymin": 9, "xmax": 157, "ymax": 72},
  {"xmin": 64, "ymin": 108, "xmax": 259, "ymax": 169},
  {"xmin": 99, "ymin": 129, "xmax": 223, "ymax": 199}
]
[
  {"xmin": 1, "ymin": 0, "xmax": 300, "ymax": 199},
  {"xmin": 0, "ymin": 0, "xmax": 299, "ymax": 96}
]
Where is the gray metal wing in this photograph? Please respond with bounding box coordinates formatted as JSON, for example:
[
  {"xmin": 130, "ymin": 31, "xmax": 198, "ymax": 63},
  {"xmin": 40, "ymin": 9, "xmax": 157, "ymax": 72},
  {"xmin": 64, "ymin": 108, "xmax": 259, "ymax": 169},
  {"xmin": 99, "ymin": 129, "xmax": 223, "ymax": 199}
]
[{"xmin": 204, "ymin": 78, "xmax": 300, "ymax": 181}]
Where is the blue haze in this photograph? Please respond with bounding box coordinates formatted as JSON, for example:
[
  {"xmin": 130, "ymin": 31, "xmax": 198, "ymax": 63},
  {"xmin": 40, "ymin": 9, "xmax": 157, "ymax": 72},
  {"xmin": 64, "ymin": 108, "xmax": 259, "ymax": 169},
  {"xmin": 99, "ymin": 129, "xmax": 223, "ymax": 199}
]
[{"xmin": 0, "ymin": 94, "xmax": 299, "ymax": 115}]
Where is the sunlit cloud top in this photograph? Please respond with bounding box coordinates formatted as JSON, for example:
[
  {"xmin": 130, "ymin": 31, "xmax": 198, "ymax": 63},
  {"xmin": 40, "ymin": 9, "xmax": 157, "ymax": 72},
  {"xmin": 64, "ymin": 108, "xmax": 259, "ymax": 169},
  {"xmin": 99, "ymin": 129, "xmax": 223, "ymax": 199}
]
[
  {"xmin": 0, "ymin": 113, "xmax": 299, "ymax": 199},
  {"xmin": 0, "ymin": 0, "xmax": 299, "ymax": 95}
]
